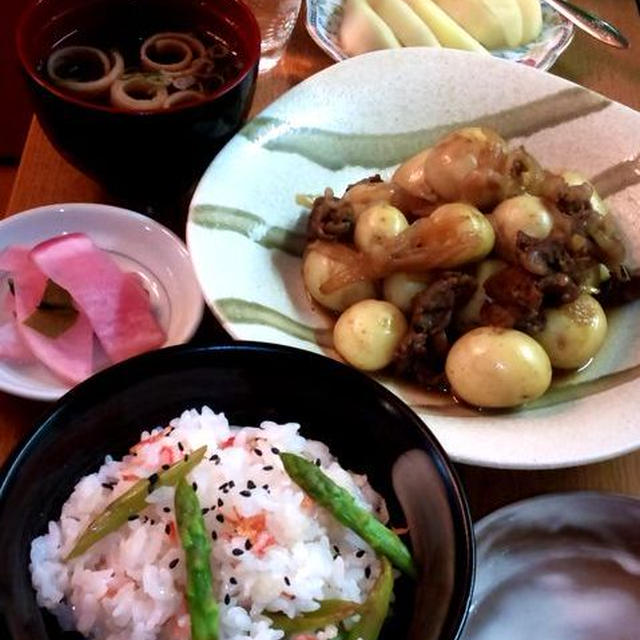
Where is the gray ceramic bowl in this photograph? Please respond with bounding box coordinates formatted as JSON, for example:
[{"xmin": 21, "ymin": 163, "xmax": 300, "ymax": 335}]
[{"xmin": 461, "ymin": 491, "xmax": 640, "ymax": 640}]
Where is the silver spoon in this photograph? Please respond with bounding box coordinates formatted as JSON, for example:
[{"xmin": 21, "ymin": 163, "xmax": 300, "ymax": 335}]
[{"xmin": 544, "ymin": 0, "xmax": 629, "ymax": 49}]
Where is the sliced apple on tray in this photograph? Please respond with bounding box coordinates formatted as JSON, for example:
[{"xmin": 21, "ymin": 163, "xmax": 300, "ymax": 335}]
[{"xmin": 340, "ymin": 0, "xmax": 543, "ymax": 56}]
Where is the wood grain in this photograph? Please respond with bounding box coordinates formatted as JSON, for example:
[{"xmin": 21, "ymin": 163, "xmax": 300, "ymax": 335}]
[{"xmin": 3, "ymin": 0, "xmax": 640, "ymax": 520}]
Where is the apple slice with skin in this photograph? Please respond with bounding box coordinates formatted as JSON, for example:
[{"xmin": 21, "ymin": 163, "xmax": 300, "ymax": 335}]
[
  {"xmin": 402, "ymin": 0, "xmax": 488, "ymax": 53},
  {"xmin": 368, "ymin": 0, "xmax": 441, "ymax": 46},
  {"xmin": 515, "ymin": 0, "xmax": 542, "ymax": 43},
  {"xmin": 340, "ymin": 0, "xmax": 402, "ymax": 56},
  {"xmin": 432, "ymin": 0, "xmax": 523, "ymax": 48}
]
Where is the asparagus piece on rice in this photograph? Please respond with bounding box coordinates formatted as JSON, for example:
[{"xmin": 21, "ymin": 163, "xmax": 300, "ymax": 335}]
[
  {"xmin": 67, "ymin": 445, "xmax": 207, "ymax": 559},
  {"xmin": 346, "ymin": 557, "xmax": 393, "ymax": 640},
  {"xmin": 280, "ymin": 452, "xmax": 416, "ymax": 578},
  {"xmin": 175, "ymin": 477, "xmax": 219, "ymax": 640}
]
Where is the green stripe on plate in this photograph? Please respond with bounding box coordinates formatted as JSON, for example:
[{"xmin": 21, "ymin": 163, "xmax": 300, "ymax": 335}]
[
  {"xmin": 191, "ymin": 205, "xmax": 305, "ymax": 257},
  {"xmin": 215, "ymin": 298, "xmax": 333, "ymax": 347},
  {"xmin": 240, "ymin": 87, "xmax": 609, "ymax": 170}
]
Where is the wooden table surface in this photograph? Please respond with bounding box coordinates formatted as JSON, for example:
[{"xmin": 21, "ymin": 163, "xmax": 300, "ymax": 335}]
[{"xmin": 4, "ymin": 1, "xmax": 640, "ymax": 521}]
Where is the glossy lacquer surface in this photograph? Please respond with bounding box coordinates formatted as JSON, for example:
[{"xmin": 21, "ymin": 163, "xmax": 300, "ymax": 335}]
[{"xmin": 16, "ymin": 0, "xmax": 260, "ymax": 206}]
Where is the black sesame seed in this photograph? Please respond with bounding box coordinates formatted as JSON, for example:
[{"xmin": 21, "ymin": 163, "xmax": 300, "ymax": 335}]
[
  {"xmin": 262, "ymin": 484, "xmax": 270, "ymax": 491},
  {"xmin": 178, "ymin": 442, "xmax": 184, "ymax": 452},
  {"xmin": 224, "ymin": 594, "xmax": 231, "ymax": 605},
  {"xmin": 161, "ymin": 464, "xmax": 170, "ymax": 471},
  {"xmin": 365, "ymin": 566, "xmax": 372, "ymax": 579},
  {"xmin": 128, "ymin": 514, "xmax": 139, "ymax": 521},
  {"xmin": 239, "ymin": 490, "xmax": 251, "ymax": 497},
  {"xmin": 229, "ymin": 481, "xmax": 235, "ymax": 488},
  {"xmin": 247, "ymin": 480, "xmax": 256, "ymax": 489},
  {"xmin": 209, "ymin": 454, "xmax": 220, "ymax": 462},
  {"xmin": 192, "ymin": 482, "xmax": 198, "ymax": 492},
  {"xmin": 263, "ymin": 465, "xmax": 273, "ymax": 471},
  {"xmin": 271, "ymin": 447, "xmax": 280, "ymax": 455},
  {"xmin": 315, "ymin": 458, "xmax": 321, "ymax": 467},
  {"xmin": 284, "ymin": 576, "xmax": 291, "ymax": 586},
  {"xmin": 148, "ymin": 473, "xmax": 159, "ymax": 485},
  {"xmin": 211, "ymin": 530, "xmax": 218, "ymax": 540},
  {"xmin": 333, "ymin": 545, "xmax": 340, "ymax": 555},
  {"xmin": 101, "ymin": 482, "xmax": 114, "ymax": 490},
  {"xmin": 245, "ymin": 539, "xmax": 253, "ymax": 551},
  {"xmin": 169, "ymin": 558, "xmax": 179, "ymax": 569},
  {"xmin": 143, "ymin": 516, "xmax": 149, "ymax": 523},
  {"xmin": 150, "ymin": 519, "xmax": 156, "ymax": 525},
  {"xmin": 218, "ymin": 498, "xmax": 224, "ymax": 507},
  {"xmin": 219, "ymin": 482, "xmax": 228, "ymax": 490},
  {"xmin": 163, "ymin": 507, "xmax": 171, "ymax": 513},
  {"xmin": 201, "ymin": 508, "xmax": 210, "ymax": 515},
  {"xmin": 232, "ymin": 548, "xmax": 244, "ymax": 556},
  {"xmin": 230, "ymin": 577, "xmax": 237, "ymax": 585},
  {"xmin": 165, "ymin": 524, "xmax": 171, "ymax": 535},
  {"xmin": 132, "ymin": 452, "xmax": 138, "ymax": 457},
  {"xmin": 216, "ymin": 514, "xmax": 225, "ymax": 523},
  {"xmin": 184, "ymin": 454, "xmax": 190, "ymax": 461},
  {"xmin": 356, "ymin": 549, "xmax": 365, "ymax": 558},
  {"xmin": 254, "ymin": 448, "xmax": 263, "ymax": 456}
]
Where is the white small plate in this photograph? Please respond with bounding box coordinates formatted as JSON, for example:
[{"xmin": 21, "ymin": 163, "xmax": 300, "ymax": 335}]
[
  {"xmin": 0, "ymin": 203, "xmax": 204, "ymax": 401},
  {"xmin": 463, "ymin": 492, "xmax": 640, "ymax": 640},
  {"xmin": 187, "ymin": 48, "xmax": 640, "ymax": 469},
  {"xmin": 305, "ymin": 1, "xmax": 574, "ymax": 70}
]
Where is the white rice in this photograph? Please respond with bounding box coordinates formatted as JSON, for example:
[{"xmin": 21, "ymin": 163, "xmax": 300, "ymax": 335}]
[{"xmin": 30, "ymin": 407, "xmax": 387, "ymax": 640}]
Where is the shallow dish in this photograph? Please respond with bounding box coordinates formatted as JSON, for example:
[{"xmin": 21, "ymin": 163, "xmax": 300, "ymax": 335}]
[
  {"xmin": 187, "ymin": 47, "xmax": 640, "ymax": 469},
  {"xmin": 0, "ymin": 203, "xmax": 204, "ymax": 401},
  {"xmin": 461, "ymin": 492, "xmax": 640, "ymax": 640},
  {"xmin": 0, "ymin": 342, "xmax": 474, "ymax": 640},
  {"xmin": 305, "ymin": 1, "xmax": 574, "ymax": 70}
]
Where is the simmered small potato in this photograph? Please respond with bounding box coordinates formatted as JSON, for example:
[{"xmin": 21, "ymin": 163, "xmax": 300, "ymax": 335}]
[
  {"xmin": 427, "ymin": 202, "xmax": 496, "ymax": 266},
  {"xmin": 534, "ymin": 294, "xmax": 607, "ymax": 369},
  {"xmin": 354, "ymin": 203, "xmax": 409, "ymax": 253},
  {"xmin": 456, "ymin": 259, "xmax": 506, "ymax": 330},
  {"xmin": 382, "ymin": 271, "xmax": 432, "ymax": 313},
  {"xmin": 303, "ymin": 249, "xmax": 376, "ymax": 313},
  {"xmin": 445, "ymin": 327, "xmax": 552, "ymax": 408},
  {"xmin": 562, "ymin": 171, "xmax": 607, "ymax": 216},
  {"xmin": 488, "ymin": 194, "xmax": 553, "ymax": 259},
  {"xmin": 334, "ymin": 299, "xmax": 408, "ymax": 371}
]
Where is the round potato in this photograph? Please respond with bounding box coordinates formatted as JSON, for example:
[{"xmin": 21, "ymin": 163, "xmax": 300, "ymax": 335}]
[
  {"xmin": 382, "ymin": 271, "xmax": 432, "ymax": 313},
  {"xmin": 562, "ymin": 171, "xmax": 607, "ymax": 216},
  {"xmin": 489, "ymin": 194, "xmax": 553, "ymax": 259},
  {"xmin": 534, "ymin": 294, "xmax": 607, "ymax": 369},
  {"xmin": 333, "ymin": 299, "xmax": 408, "ymax": 371},
  {"xmin": 354, "ymin": 203, "xmax": 409, "ymax": 252},
  {"xmin": 302, "ymin": 249, "xmax": 376, "ymax": 313},
  {"xmin": 445, "ymin": 327, "xmax": 552, "ymax": 408}
]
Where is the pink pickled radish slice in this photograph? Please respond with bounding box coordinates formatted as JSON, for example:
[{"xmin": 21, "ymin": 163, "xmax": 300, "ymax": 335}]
[{"xmin": 31, "ymin": 233, "xmax": 166, "ymax": 363}]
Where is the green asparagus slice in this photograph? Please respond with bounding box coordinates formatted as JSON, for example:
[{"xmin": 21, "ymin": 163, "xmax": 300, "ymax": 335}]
[
  {"xmin": 175, "ymin": 477, "xmax": 219, "ymax": 640},
  {"xmin": 267, "ymin": 599, "xmax": 360, "ymax": 635},
  {"xmin": 67, "ymin": 445, "xmax": 207, "ymax": 559},
  {"xmin": 280, "ymin": 453, "xmax": 416, "ymax": 578},
  {"xmin": 346, "ymin": 557, "xmax": 393, "ymax": 640}
]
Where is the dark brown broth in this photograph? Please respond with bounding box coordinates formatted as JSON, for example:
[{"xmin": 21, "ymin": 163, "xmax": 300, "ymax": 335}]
[{"xmin": 38, "ymin": 27, "xmax": 244, "ymax": 108}]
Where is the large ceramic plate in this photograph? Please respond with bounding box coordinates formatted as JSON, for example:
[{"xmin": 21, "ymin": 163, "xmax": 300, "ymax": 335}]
[
  {"xmin": 188, "ymin": 48, "xmax": 640, "ymax": 469},
  {"xmin": 305, "ymin": 1, "xmax": 574, "ymax": 70}
]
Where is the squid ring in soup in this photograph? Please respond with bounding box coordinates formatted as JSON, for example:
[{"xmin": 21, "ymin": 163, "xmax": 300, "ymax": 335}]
[{"xmin": 445, "ymin": 327, "xmax": 552, "ymax": 408}]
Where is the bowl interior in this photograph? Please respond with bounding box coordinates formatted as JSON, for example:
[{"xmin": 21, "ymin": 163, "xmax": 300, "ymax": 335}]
[
  {"xmin": 17, "ymin": 0, "xmax": 260, "ymax": 112},
  {"xmin": 0, "ymin": 342, "xmax": 474, "ymax": 640}
]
